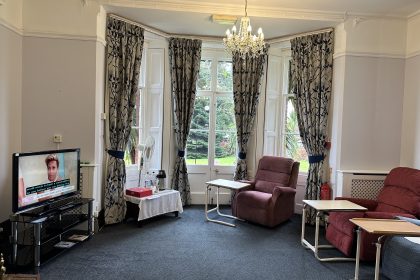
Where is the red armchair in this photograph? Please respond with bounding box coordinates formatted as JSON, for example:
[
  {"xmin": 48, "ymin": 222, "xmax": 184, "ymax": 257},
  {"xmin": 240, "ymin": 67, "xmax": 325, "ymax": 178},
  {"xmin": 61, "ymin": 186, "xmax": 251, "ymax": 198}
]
[
  {"xmin": 232, "ymin": 156, "xmax": 300, "ymax": 227},
  {"xmin": 326, "ymin": 167, "xmax": 420, "ymax": 261}
]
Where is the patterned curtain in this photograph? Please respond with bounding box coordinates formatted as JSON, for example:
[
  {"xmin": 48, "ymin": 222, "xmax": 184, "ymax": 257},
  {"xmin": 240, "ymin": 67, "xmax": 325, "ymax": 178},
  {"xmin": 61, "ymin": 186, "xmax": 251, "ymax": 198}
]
[
  {"xmin": 104, "ymin": 17, "xmax": 144, "ymax": 224},
  {"xmin": 232, "ymin": 51, "xmax": 268, "ymax": 180},
  {"xmin": 169, "ymin": 38, "xmax": 202, "ymax": 206},
  {"xmin": 290, "ymin": 31, "xmax": 334, "ymax": 224}
]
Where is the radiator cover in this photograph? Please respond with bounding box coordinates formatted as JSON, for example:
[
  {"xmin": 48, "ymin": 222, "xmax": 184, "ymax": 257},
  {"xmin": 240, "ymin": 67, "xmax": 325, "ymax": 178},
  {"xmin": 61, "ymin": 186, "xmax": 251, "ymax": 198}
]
[{"xmin": 336, "ymin": 170, "xmax": 389, "ymax": 200}]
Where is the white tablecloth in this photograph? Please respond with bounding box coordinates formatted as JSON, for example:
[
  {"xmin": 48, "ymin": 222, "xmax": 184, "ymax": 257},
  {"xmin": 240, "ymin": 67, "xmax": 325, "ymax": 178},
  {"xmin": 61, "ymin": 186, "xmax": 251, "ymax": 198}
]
[{"xmin": 124, "ymin": 190, "xmax": 183, "ymax": 221}]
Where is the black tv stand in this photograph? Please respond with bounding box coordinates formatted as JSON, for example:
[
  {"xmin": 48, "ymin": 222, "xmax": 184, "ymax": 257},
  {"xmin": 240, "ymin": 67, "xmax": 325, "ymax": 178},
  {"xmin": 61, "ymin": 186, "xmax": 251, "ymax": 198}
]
[{"xmin": 10, "ymin": 198, "xmax": 94, "ymax": 272}]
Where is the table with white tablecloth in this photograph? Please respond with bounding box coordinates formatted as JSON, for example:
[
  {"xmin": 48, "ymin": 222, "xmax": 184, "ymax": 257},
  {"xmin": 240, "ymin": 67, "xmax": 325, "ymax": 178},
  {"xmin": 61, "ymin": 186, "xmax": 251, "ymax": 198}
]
[{"xmin": 124, "ymin": 189, "xmax": 183, "ymax": 221}]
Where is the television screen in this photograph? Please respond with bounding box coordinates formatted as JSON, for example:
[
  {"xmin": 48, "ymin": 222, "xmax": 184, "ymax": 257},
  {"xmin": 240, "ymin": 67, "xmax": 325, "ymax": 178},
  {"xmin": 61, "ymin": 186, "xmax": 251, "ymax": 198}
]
[{"xmin": 13, "ymin": 148, "xmax": 80, "ymax": 213}]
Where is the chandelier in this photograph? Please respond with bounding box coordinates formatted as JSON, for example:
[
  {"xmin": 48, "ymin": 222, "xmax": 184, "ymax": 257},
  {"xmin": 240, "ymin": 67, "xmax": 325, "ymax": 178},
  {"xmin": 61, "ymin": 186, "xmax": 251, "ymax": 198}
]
[{"xmin": 223, "ymin": 0, "xmax": 265, "ymax": 58}]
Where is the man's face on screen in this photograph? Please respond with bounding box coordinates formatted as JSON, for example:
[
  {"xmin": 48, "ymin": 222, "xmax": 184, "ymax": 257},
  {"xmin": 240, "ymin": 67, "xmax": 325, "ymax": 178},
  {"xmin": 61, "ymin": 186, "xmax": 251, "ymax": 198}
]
[{"xmin": 47, "ymin": 161, "xmax": 58, "ymax": 181}]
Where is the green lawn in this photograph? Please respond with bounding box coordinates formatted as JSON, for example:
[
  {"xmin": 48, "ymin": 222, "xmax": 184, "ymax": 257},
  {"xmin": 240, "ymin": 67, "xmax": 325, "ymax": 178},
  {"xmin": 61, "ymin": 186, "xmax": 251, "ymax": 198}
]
[
  {"xmin": 187, "ymin": 155, "xmax": 310, "ymax": 172},
  {"xmin": 186, "ymin": 155, "xmax": 236, "ymax": 166},
  {"xmin": 299, "ymin": 160, "xmax": 309, "ymax": 173}
]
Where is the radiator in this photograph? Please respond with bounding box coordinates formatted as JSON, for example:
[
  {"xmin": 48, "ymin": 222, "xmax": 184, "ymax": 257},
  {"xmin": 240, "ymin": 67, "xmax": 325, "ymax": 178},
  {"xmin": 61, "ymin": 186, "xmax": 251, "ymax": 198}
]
[{"xmin": 336, "ymin": 170, "xmax": 389, "ymax": 200}]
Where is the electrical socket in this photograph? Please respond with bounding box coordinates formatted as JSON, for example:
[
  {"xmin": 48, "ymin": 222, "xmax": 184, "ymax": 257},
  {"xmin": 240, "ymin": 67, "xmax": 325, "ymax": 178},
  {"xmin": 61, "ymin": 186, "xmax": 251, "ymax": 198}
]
[{"xmin": 53, "ymin": 134, "xmax": 63, "ymax": 143}]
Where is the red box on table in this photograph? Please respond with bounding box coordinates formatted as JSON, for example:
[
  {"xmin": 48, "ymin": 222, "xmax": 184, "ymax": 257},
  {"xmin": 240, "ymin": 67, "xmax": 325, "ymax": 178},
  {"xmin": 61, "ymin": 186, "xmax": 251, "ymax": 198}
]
[{"xmin": 125, "ymin": 187, "xmax": 152, "ymax": 198}]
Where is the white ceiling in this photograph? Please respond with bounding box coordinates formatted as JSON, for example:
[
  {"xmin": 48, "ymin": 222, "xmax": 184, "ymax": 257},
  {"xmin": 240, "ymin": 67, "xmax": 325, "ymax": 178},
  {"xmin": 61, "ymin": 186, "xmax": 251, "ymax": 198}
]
[{"xmin": 102, "ymin": 0, "xmax": 420, "ymax": 39}]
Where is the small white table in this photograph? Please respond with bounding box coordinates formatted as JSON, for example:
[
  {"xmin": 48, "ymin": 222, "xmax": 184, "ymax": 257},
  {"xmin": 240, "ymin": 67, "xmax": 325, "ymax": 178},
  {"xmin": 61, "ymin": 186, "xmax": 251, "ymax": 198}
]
[
  {"xmin": 124, "ymin": 189, "xmax": 183, "ymax": 221},
  {"xmin": 205, "ymin": 179, "xmax": 250, "ymax": 227},
  {"xmin": 350, "ymin": 218, "xmax": 420, "ymax": 280},
  {"xmin": 302, "ymin": 200, "xmax": 367, "ymax": 261}
]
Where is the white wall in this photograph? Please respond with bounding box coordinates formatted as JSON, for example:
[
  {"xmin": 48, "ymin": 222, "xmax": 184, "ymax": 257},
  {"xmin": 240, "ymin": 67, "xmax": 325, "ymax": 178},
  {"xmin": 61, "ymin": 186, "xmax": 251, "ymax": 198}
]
[
  {"xmin": 19, "ymin": 0, "xmax": 106, "ymax": 214},
  {"xmin": 22, "ymin": 0, "xmax": 103, "ymax": 42},
  {"xmin": 330, "ymin": 17, "xmax": 407, "ymax": 193},
  {"xmin": 21, "ymin": 37, "xmax": 98, "ymax": 160},
  {"xmin": 400, "ymin": 55, "xmax": 420, "ymax": 168},
  {"xmin": 400, "ymin": 13, "xmax": 420, "ymax": 168},
  {"xmin": 0, "ymin": 1, "xmax": 22, "ymax": 222},
  {"xmin": 0, "ymin": 0, "xmax": 22, "ymax": 31},
  {"xmin": 340, "ymin": 56, "xmax": 404, "ymax": 170},
  {"xmin": 329, "ymin": 55, "xmax": 345, "ymax": 190}
]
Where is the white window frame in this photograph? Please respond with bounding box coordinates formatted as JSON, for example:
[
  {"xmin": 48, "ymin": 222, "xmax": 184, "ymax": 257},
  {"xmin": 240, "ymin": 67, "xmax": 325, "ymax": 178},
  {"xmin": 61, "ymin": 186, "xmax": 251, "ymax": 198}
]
[
  {"xmin": 187, "ymin": 49, "xmax": 236, "ymax": 174},
  {"xmin": 264, "ymin": 47, "xmax": 308, "ymax": 174},
  {"xmin": 125, "ymin": 46, "xmax": 164, "ymax": 174}
]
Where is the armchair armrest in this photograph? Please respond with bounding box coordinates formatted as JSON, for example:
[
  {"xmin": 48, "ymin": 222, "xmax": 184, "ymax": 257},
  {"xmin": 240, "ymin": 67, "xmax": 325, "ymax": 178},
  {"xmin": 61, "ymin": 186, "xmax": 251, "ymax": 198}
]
[
  {"xmin": 235, "ymin": 180, "xmax": 255, "ymax": 192},
  {"xmin": 335, "ymin": 197, "xmax": 378, "ymax": 211},
  {"xmin": 272, "ymin": 186, "xmax": 296, "ymax": 204},
  {"xmin": 237, "ymin": 180, "xmax": 255, "ymax": 187},
  {"xmin": 395, "ymin": 216, "xmax": 420, "ymax": 226},
  {"xmin": 365, "ymin": 211, "xmax": 417, "ymax": 220}
]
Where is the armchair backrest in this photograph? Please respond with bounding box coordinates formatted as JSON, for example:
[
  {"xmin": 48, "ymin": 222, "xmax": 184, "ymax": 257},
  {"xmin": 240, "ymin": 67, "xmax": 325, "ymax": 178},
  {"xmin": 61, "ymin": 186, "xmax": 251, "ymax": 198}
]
[
  {"xmin": 254, "ymin": 156, "xmax": 300, "ymax": 194},
  {"xmin": 376, "ymin": 167, "xmax": 420, "ymax": 217}
]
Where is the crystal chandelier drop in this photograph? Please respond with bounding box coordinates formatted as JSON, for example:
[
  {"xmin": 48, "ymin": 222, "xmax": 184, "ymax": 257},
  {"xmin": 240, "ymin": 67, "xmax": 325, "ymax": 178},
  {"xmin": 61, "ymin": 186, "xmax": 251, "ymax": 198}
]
[{"xmin": 223, "ymin": 0, "xmax": 265, "ymax": 58}]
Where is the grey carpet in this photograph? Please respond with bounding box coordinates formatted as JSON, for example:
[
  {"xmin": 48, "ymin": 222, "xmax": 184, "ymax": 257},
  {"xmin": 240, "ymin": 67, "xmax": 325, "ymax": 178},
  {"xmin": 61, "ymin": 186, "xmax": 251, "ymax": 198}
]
[{"xmin": 40, "ymin": 206, "xmax": 379, "ymax": 280}]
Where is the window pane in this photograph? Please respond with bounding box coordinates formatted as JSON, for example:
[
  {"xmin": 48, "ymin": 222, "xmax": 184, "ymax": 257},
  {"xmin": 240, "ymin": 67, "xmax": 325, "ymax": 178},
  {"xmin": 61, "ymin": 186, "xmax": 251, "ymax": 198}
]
[
  {"xmin": 285, "ymin": 97, "xmax": 299, "ymax": 134},
  {"xmin": 217, "ymin": 61, "xmax": 233, "ymax": 92},
  {"xmin": 215, "ymin": 96, "xmax": 235, "ymax": 131},
  {"xmin": 131, "ymin": 89, "xmax": 141, "ymax": 127},
  {"xmin": 190, "ymin": 96, "xmax": 210, "ymax": 129},
  {"xmin": 186, "ymin": 130, "xmax": 209, "ymax": 165},
  {"xmin": 215, "ymin": 131, "xmax": 237, "ymax": 166},
  {"xmin": 124, "ymin": 127, "xmax": 139, "ymax": 166},
  {"xmin": 197, "ymin": 59, "xmax": 212, "ymax": 91},
  {"xmin": 187, "ymin": 96, "xmax": 210, "ymax": 165},
  {"xmin": 284, "ymin": 134, "xmax": 308, "ymax": 173},
  {"xmin": 215, "ymin": 96, "xmax": 236, "ymax": 166}
]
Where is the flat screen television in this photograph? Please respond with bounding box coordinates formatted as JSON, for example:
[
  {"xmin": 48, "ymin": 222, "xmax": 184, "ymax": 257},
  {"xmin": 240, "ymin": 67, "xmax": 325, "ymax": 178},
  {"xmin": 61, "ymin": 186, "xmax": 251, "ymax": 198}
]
[{"xmin": 12, "ymin": 148, "xmax": 80, "ymax": 213}]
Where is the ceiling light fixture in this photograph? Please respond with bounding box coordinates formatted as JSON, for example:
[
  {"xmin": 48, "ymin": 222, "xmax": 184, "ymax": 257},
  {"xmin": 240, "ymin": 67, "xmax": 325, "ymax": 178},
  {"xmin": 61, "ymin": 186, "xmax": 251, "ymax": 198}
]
[
  {"xmin": 212, "ymin": 15, "xmax": 238, "ymax": 25},
  {"xmin": 223, "ymin": 0, "xmax": 265, "ymax": 58}
]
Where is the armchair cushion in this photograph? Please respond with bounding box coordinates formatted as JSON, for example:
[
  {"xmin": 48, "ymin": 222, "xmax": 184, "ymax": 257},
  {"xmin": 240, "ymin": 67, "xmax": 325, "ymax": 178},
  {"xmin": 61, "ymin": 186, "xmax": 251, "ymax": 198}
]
[
  {"xmin": 376, "ymin": 186, "xmax": 420, "ymax": 215},
  {"xmin": 328, "ymin": 212, "xmax": 365, "ymax": 235},
  {"xmin": 255, "ymin": 180, "xmax": 280, "ymax": 194},
  {"xmin": 254, "ymin": 156, "xmax": 294, "ymax": 193},
  {"xmin": 236, "ymin": 191, "xmax": 271, "ymax": 209}
]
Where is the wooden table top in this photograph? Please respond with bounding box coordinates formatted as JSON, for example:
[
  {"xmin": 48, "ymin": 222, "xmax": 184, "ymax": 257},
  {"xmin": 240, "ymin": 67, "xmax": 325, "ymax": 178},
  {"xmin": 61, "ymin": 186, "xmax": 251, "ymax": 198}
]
[
  {"xmin": 350, "ymin": 218, "xmax": 420, "ymax": 235},
  {"xmin": 303, "ymin": 200, "xmax": 367, "ymax": 211},
  {"xmin": 206, "ymin": 179, "xmax": 250, "ymax": 190}
]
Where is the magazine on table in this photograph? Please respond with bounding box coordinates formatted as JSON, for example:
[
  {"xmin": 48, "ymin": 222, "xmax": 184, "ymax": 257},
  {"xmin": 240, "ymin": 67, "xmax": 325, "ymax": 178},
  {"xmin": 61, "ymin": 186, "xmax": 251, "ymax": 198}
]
[
  {"xmin": 54, "ymin": 241, "xmax": 76, "ymax": 248},
  {"xmin": 67, "ymin": 234, "xmax": 89, "ymax": 242}
]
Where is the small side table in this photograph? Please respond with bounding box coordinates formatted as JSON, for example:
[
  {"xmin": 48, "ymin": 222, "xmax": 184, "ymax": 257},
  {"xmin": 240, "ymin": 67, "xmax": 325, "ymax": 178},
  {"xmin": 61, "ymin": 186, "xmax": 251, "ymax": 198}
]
[
  {"xmin": 205, "ymin": 179, "xmax": 250, "ymax": 227},
  {"xmin": 302, "ymin": 200, "xmax": 367, "ymax": 262},
  {"xmin": 350, "ymin": 218, "xmax": 420, "ymax": 280},
  {"xmin": 124, "ymin": 190, "xmax": 183, "ymax": 222}
]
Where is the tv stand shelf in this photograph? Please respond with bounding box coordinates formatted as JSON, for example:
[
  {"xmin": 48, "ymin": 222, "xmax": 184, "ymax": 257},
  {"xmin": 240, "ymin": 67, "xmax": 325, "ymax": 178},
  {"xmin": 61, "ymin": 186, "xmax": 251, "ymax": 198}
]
[{"xmin": 10, "ymin": 198, "xmax": 94, "ymax": 272}]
